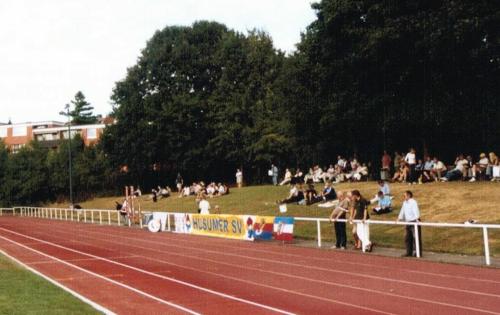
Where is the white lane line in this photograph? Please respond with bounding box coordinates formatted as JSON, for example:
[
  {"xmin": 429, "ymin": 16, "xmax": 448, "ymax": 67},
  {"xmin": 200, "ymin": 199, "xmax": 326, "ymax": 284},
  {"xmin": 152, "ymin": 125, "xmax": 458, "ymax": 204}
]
[
  {"xmin": 22, "ymin": 225, "xmax": 396, "ymax": 314},
  {"xmin": 17, "ymin": 215, "xmax": 500, "ymax": 285},
  {"xmin": 0, "ymin": 236, "xmax": 200, "ymax": 315},
  {"xmin": 41, "ymin": 224, "xmax": 500, "ymax": 315},
  {"xmin": 53, "ymin": 222, "xmax": 500, "ymax": 299},
  {"xmin": 0, "ymin": 227, "xmax": 294, "ymax": 315},
  {"xmin": 0, "ymin": 249, "xmax": 116, "ymax": 315},
  {"xmin": 73, "ymin": 218, "xmax": 500, "ymax": 285}
]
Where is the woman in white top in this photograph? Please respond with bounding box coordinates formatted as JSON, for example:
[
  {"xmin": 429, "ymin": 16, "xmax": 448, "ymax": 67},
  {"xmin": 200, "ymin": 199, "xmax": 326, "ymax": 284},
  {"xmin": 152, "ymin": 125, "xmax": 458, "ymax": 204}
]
[{"xmin": 404, "ymin": 148, "xmax": 417, "ymax": 183}]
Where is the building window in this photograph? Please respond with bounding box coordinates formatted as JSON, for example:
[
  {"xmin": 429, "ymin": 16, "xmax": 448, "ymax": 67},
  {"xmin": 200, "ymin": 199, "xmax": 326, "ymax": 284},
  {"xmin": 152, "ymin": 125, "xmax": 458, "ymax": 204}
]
[
  {"xmin": 12, "ymin": 126, "xmax": 27, "ymax": 137},
  {"xmin": 87, "ymin": 128, "xmax": 97, "ymax": 139},
  {"xmin": 0, "ymin": 127, "xmax": 7, "ymax": 138},
  {"xmin": 62, "ymin": 130, "xmax": 79, "ymax": 139},
  {"xmin": 11, "ymin": 144, "xmax": 25, "ymax": 153}
]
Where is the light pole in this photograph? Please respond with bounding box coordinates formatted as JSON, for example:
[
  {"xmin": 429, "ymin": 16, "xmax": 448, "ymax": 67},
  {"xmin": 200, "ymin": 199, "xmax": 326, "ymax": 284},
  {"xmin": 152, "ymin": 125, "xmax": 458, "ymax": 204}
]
[{"xmin": 59, "ymin": 104, "xmax": 73, "ymax": 208}]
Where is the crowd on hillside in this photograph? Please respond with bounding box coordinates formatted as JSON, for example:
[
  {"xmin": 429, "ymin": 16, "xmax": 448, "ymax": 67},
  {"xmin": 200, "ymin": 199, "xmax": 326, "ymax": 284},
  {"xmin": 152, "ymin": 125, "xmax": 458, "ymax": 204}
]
[{"xmin": 268, "ymin": 149, "xmax": 500, "ymax": 187}]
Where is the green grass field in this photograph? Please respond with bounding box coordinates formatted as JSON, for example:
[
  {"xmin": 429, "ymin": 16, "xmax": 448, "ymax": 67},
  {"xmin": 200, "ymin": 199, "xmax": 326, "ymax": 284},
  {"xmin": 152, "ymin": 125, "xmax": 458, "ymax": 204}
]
[
  {"xmin": 54, "ymin": 181, "xmax": 500, "ymax": 256},
  {"xmin": 0, "ymin": 253, "xmax": 99, "ymax": 315}
]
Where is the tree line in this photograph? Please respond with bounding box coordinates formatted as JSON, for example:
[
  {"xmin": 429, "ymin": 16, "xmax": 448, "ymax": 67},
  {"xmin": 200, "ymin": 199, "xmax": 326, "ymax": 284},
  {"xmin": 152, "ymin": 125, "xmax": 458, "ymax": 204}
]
[{"xmin": 1, "ymin": 0, "xmax": 498, "ymax": 205}]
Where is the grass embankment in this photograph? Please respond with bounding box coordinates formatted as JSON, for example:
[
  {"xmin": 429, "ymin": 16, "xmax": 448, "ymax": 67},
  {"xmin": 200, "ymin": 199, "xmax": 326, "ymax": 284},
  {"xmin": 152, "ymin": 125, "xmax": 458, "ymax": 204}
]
[
  {"xmin": 0, "ymin": 254, "xmax": 99, "ymax": 315},
  {"xmin": 55, "ymin": 181, "xmax": 500, "ymax": 256}
]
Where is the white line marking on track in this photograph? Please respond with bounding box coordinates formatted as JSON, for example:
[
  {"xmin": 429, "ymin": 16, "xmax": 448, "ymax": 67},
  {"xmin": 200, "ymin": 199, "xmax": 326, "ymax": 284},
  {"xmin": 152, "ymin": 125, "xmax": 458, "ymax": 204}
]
[
  {"xmin": 51, "ymin": 221, "xmax": 500, "ymax": 299},
  {"xmin": 0, "ymin": 249, "xmax": 116, "ymax": 315},
  {"xmin": 0, "ymin": 236, "xmax": 200, "ymax": 315},
  {"xmin": 11, "ymin": 221, "xmax": 500, "ymax": 315},
  {"xmin": 0, "ymin": 227, "xmax": 295, "ymax": 315},
  {"xmin": 42, "ymin": 225, "xmax": 500, "ymax": 315}
]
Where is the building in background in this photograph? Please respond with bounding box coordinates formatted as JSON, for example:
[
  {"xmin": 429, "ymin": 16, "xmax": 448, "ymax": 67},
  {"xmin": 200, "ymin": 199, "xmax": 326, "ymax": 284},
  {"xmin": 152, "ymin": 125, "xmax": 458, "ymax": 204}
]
[{"xmin": 0, "ymin": 120, "xmax": 108, "ymax": 152}]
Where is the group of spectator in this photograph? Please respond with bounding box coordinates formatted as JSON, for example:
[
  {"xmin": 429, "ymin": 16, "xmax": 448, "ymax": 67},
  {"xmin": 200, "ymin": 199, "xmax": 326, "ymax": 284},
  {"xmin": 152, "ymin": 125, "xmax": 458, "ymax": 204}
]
[
  {"xmin": 327, "ymin": 184, "xmax": 421, "ymax": 258},
  {"xmin": 178, "ymin": 181, "xmax": 229, "ymax": 198},
  {"xmin": 268, "ymin": 150, "xmax": 499, "ymax": 187},
  {"xmin": 383, "ymin": 150, "xmax": 500, "ymax": 184},
  {"xmin": 270, "ymin": 157, "xmax": 370, "ymax": 187}
]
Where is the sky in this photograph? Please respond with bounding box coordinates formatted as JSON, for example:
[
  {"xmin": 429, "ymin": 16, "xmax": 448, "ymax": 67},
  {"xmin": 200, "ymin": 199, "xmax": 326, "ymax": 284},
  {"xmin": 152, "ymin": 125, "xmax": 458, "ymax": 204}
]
[{"xmin": 0, "ymin": 0, "xmax": 317, "ymax": 123}]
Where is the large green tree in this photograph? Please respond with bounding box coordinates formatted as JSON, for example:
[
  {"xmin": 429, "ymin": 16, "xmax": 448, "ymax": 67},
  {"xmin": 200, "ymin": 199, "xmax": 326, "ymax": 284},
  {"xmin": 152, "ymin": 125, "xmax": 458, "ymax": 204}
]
[
  {"xmin": 293, "ymin": 0, "xmax": 500, "ymax": 163},
  {"xmin": 102, "ymin": 21, "xmax": 290, "ymax": 186}
]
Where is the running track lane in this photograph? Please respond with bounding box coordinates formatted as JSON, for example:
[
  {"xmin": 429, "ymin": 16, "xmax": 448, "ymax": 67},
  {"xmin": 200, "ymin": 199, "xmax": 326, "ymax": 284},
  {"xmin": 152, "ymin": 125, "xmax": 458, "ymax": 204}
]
[{"xmin": 0, "ymin": 217, "xmax": 499, "ymax": 314}]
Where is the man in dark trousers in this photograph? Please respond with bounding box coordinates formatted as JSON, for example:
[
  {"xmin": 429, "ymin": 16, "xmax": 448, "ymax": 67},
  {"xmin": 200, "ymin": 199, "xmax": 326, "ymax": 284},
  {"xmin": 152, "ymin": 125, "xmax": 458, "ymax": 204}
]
[
  {"xmin": 329, "ymin": 191, "xmax": 349, "ymax": 249},
  {"xmin": 397, "ymin": 190, "xmax": 422, "ymax": 257}
]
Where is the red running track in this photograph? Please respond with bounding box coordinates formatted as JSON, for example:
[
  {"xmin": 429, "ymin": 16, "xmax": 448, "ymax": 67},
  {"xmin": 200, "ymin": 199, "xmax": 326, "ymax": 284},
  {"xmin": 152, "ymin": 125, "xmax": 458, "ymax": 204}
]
[{"xmin": 0, "ymin": 216, "xmax": 499, "ymax": 315}]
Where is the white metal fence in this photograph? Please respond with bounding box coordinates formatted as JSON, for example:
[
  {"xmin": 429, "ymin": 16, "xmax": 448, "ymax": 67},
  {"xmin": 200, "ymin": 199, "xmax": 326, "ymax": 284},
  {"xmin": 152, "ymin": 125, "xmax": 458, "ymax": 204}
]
[{"xmin": 6, "ymin": 207, "xmax": 500, "ymax": 266}]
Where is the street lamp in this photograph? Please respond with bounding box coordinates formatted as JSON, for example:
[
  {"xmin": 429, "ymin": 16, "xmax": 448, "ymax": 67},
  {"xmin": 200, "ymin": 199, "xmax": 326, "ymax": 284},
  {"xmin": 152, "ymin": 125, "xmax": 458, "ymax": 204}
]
[{"xmin": 59, "ymin": 104, "xmax": 73, "ymax": 208}]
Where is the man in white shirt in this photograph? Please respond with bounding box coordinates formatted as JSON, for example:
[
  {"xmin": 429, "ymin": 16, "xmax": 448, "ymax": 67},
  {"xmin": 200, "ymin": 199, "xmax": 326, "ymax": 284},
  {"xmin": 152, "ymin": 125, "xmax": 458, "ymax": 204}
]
[
  {"xmin": 397, "ymin": 191, "xmax": 422, "ymax": 257},
  {"xmin": 470, "ymin": 153, "xmax": 489, "ymax": 182},
  {"xmin": 199, "ymin": 195, "xmax": 211, "ymax": 215}
]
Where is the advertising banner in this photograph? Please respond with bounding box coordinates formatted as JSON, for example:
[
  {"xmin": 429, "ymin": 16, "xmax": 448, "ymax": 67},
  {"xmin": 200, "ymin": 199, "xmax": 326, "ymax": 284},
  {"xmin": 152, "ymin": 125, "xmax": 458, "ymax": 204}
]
[{"xmin": 189, "ymin": 214, "xmax": 250, "ymax": 240}]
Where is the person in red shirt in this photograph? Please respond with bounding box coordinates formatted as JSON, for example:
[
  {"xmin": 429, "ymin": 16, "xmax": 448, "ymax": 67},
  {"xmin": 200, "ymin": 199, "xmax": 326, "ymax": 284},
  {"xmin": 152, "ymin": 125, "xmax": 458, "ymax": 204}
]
[{"xmin": 381, "ymin": 150, "xmax": 392, "ymax": 180}]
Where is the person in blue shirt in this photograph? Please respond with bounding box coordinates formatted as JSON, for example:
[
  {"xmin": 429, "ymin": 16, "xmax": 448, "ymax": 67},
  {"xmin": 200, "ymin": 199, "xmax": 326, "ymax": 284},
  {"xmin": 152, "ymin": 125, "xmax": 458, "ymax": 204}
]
[{"xmin": 372, "ymin": 191, "xmax": 392, "ymax": 214}]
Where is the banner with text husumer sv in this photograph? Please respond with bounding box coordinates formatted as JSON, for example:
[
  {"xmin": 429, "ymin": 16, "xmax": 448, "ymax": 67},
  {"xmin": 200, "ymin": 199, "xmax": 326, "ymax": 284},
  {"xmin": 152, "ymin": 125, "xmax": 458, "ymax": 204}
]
[{"xmin": 174, "ymin": 214, "xmax": 278, "ymax": 241}]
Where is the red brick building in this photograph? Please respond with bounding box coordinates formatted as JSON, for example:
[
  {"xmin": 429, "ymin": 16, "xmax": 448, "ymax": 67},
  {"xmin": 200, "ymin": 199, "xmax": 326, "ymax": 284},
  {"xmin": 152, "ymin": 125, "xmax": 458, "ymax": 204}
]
[{"xmin": 0, "ymin": 121, "xmax": 107, "ymax": 152}]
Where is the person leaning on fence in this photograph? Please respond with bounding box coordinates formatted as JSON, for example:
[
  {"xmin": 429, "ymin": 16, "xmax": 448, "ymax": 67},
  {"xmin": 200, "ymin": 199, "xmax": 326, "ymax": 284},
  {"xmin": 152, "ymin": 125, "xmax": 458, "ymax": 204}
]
[
  {"xmin": 397, "ymin": 190, "xmax": 422, "ymax": 257},
  {"xmin": 349, "ymin": 190, "xmax": 372, "ymax": 252},
  {"xmin": 329, "ymin": 191, "xmax": 349, "ymax": 249}
]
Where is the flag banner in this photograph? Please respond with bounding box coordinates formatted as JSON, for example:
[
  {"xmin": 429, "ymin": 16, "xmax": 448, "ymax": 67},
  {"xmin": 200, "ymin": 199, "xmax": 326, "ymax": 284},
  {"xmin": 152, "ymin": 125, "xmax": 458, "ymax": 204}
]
[
  {"xmin": 245, "ymin": 216, "xmax": 275, "ymax": 241},
  {"xmin": 274, "ymin": 217, "xmax": 295, "ymax": 241}
]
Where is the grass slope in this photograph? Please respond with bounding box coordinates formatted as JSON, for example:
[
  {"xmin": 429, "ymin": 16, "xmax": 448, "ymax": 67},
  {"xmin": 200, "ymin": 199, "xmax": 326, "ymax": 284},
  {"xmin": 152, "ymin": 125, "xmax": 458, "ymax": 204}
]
[
  {"xmin": 56, "ymin": 181, "xmax": 500, "ymax": 256},
  {"xmin": 0, "ymin": 254, "xmax": 99, "ymax": 315}
]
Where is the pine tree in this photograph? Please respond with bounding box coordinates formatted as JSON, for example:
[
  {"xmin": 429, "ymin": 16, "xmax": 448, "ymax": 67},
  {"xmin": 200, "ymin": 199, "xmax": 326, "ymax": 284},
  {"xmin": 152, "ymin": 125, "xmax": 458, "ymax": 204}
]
[{"xmin": 69, "ymin": 91, "xmax": 97, "ymax": 125}]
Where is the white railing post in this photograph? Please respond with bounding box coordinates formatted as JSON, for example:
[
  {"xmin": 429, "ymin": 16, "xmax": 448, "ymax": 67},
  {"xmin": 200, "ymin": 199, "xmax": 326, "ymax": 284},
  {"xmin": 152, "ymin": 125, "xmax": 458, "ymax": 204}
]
[
  {"xmin": 117, "ymin": 212, "xmax": 121, "ymax": 226},
  {"xmin": 108, "ymin": 211, "xmax": 111, "ymax": 225},
  {"xmin": 316, "ymin": 219, "xmax": 322, "ymax": 247},
  {"xmin": 414, "ymin": 222, "xmax": 421, "ymax": 258},
  {"xmin": 167, "ymin": 214, "xmax": 171, "ymax": 232},
  {"xmin": 99, "ymin": 211, "xmax": 102, "ymax": 225},
  {"xmin": 84, "ymin": 210, "xmax": 87, "ymax": 223},
  {"xmin": 91, "ymin": 210, "xmax": 94, "ymax": 223},
  {"xmin": 65, "ymin": 209, "xmax": 67, "ymax": 220},
  {"xmin": 483, "ymin": 227, "xmax": 491, "ymax": 266}
]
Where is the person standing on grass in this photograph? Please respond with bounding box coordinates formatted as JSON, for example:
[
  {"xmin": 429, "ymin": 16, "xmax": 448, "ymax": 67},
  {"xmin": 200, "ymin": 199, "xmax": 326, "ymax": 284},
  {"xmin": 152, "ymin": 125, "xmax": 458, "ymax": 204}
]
[
  {"xmin": 397, "ymin": 190, "xmax": 422, "ymax": 257},
  {"xmin": 270, "ymin": 164, "xmax": 279, "ymax": 185},
  {"xmin": 349, "ymin": 190, "xmax": 372, "ymax": 252},
  {"xmin": 329, "ymin": 191, "xmax": 349, "ymax": 249},
  {"xmin": 236, "ymin": 169, "xmax": 243, "ymax": 188}
]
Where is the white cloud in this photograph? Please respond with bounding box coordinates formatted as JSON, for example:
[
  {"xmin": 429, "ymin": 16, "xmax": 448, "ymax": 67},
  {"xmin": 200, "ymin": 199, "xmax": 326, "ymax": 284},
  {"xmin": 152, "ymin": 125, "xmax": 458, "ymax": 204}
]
[{"xmin": 0, "ymin": 0, "xmax": 316, "ymax": 123}]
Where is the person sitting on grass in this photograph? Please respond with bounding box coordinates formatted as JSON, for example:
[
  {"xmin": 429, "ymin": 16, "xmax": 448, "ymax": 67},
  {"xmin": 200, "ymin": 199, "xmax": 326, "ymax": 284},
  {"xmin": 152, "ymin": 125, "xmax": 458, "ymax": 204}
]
[
  {"xmin": 158, "ymin": 186, "xmax": 171, "ymax": 199},
  {"xmin": 320, "ymin": 181, "xmax": 337, "ymax": 202},
  {"xmin": 441, "ymin": 154, "xmax": 468, "ymax": 182},
  {"xmin": 392, "ymin": 162, "xmax": 409, "ymax": 183},
  {"xmin": 280, "ymin": 168, "xmax": 292, "ymax": 186},
  {"xmin": 372, "ymin": 191, "xmax": 392, "ymax": 214},
  {"xmin": 370, "ymin": 180, "xmax": 390, "ymax": 204},
  {"xmin": 305, "ymin": 183, "xmax": 320, "ymax": 205},
  {"xmin": 431, "ymin": 157, "xmax": 447, "ymax": 181},
  {"xmin": 421, "ymin": 156, "xmax": 434, "ymax": 183},
  {"xmin": 217, "ymin": 183, "xmax": 229, "ymax": 196},
  {"xmin": 291, "ymin": 168, "xmax": 304, "ymax": 184},
  {"xmin": 470, "ymin": 153, "xmax": 489, "ymax": 182},
  {"xmin": 277, "ymin": 183, "xmax": 304, "ymax": 204}
]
